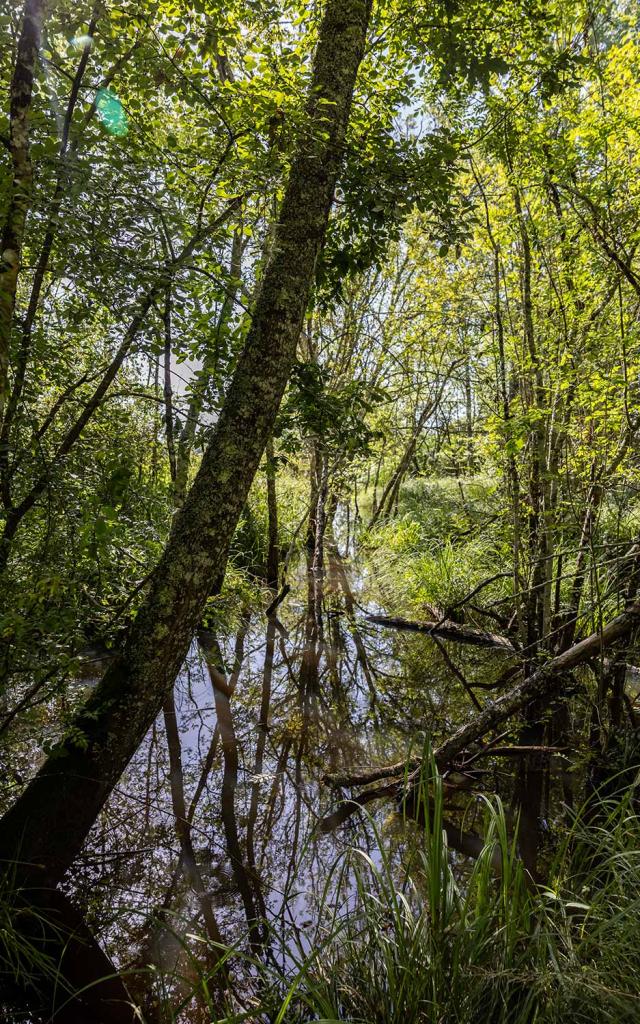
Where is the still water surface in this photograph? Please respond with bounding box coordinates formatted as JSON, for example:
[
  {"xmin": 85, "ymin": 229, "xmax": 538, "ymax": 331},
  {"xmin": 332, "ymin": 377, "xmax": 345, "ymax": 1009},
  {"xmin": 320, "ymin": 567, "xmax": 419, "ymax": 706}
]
[{"xmin": 59, "ymin": 551, "xmax": 518, "ymax": 1014}]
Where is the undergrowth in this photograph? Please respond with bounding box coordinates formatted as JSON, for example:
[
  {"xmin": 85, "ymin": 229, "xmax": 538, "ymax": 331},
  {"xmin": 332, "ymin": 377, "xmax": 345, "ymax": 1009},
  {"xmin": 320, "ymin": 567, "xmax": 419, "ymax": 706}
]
[
  {"xmin": 2, "ymin": 758, "xmax": 639, "ymax": 1023},
  {"xmin": 365, "ymin": 476, "xmax": 511, "ymax": 616},
  {"xmin": 235, "ymin": 756, "xmax": 640, "ymax": 1023}
]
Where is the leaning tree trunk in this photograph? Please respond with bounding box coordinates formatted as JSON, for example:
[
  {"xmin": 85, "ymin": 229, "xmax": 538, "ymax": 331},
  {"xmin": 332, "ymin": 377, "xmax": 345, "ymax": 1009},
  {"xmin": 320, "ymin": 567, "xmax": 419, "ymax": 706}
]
[{"xmin": 0, "ymin": 0, "xmax": 372, "ymax": 892}]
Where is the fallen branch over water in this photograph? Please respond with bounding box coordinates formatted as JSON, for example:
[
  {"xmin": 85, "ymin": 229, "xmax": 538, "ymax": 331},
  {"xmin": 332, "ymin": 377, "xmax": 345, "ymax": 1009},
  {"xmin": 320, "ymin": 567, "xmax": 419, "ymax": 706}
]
[
  {"xmin": 367, "ymin": 613, "xmax": 516, "ymax": 651},
  {"xmin": 325, "ymin": 601, "xmax": 640, "ymax": 791},
  {"xmin": 432, "ymin": 603, "xmax": 640, "ymax": 767},
  {"xmin": 463, "ymin": 744, "xmax": 568, "ymax": 761}
]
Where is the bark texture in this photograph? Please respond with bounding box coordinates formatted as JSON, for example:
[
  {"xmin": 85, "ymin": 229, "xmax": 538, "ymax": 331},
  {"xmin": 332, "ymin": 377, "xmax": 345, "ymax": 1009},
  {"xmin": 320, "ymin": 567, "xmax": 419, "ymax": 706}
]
[
  {"xmin": 0, "ymin": 0, "xmax": 372, "ymax": 889},
  {"xmin": 0, "ymin": 0, "xmax": 45, "ymax": 425}
]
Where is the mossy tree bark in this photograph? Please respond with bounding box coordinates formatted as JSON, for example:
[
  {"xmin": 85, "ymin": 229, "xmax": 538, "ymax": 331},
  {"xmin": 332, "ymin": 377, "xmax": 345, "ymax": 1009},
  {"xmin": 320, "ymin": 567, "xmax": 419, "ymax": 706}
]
[
  {"xmin": 0, "ymin": 0, "xmax": 373, "ymax": 890},
  {"xmin": 0, "ymin": 0, "xmax": 45, "ymax": 427}
]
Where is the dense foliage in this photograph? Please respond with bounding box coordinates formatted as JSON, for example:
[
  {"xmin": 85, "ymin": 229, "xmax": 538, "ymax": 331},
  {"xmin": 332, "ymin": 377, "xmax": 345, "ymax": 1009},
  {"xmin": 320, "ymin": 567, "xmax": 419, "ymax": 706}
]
[{"xmin": 1, "ymin": 0, "xmax": 640, "ymax": 1020}]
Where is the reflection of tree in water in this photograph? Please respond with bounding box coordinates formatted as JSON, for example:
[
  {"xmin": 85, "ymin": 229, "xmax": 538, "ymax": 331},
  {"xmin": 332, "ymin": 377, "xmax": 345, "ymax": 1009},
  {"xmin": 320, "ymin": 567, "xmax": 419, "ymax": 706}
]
[{"xmin": 55, "ymin": 522, "xmax": 581, "ymax": 1021}]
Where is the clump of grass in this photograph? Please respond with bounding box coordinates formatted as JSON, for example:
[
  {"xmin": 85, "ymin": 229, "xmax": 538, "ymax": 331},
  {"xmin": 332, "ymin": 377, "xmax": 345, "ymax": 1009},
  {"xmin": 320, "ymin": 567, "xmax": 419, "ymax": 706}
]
[
  {"xmin": 250, "ymin": 756, "xmax": 640, "ymax": 1023},
  {"xmin": 4, "ymin": 762, "xmax": 639, "ymax": 1024},
  {"xmin": 395, "ymin": 476, "xmax": 497, "ymax": 546},
  {"xmin": 367, "ymin": 523, "xmax": 510, "ymax": 617},
  {"xmin": 363, "ymin": 475, "xmax": 512, "ymax": 617},
  {"xmin": 0, "ymin": 866, "xmax": 71, "ymax": 1011}
]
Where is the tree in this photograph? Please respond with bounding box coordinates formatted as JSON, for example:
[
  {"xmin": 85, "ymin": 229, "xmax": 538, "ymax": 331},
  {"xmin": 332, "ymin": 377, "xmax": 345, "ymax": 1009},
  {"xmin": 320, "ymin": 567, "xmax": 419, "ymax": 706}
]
[
  {"xmin": 0, "ymin": 0, "xmax": 45, "ymax": 426},
  {"xmin": 0, "ymin": 0, "xmax": 372, "ymax": 893}
]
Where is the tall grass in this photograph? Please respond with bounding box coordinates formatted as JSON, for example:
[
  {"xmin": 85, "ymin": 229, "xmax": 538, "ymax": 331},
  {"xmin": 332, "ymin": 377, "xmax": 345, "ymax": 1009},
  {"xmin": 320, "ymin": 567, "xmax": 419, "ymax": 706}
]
[
  {"xmin": 251, "ymin": 757, "xmax": 640, "ymax": 1024},
  {"xmin": 364, "ymin": 476, "xmax": 511, "ymax": 616},
  {"xmin": 2, "ymin": 759, "xmax": 639, "ymax": 1023},
  {"xmin": 0, "ymin": 863, "xmax": 73, "ymax": 1015}
]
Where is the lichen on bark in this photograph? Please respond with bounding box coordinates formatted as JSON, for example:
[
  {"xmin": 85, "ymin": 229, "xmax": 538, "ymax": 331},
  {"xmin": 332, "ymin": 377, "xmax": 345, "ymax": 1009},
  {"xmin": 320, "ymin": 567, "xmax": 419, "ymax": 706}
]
[{"xmin": 0, "ymin": 0, "xmax": 373, "ymax": 891}]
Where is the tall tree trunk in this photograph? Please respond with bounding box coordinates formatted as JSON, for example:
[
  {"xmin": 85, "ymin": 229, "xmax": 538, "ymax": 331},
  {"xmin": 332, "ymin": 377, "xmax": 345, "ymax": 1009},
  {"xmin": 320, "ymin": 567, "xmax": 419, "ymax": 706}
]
[
  {"xmin": 511, "ymin": 184, "xmax": 549, "ymax": 872},
  {"xmin": 163, "ymin": 285, "xmax": 178, "ymax": 487},
  {"xmin": 0, "ymin": 0, "xmax": 372, "ymax": 896},
  {"xmin": 0, "ymin": 0, "xmax": 45, "ymax": 426},
  {"xmin": 464, "ymin": 353, "xmax": 473, "ymax": 473}
]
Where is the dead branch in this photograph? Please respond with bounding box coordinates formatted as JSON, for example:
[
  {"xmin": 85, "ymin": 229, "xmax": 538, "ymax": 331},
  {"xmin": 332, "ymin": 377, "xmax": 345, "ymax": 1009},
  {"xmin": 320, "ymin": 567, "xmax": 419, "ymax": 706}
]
[
  {"xmin": 367, "ymin": 613, "xmax": 516, "ymax": 651},
  {"xmin": 325, "ymin": 601, "xmax": 640, "ymax": 790}
]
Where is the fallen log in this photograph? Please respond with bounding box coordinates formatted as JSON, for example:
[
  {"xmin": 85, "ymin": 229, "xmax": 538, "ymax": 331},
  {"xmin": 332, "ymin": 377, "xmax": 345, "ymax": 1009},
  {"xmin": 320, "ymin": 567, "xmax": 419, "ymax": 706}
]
[
  {"xmin": 324, "ymin": 760, "xmax": 417, "ymax": 788},
  {"xmin": 367, "ymin": 613, "xmax": 516, "ymax": 651},
  {"xmin": 432, "ymin": 602, "xmax": 640, "ymax": 769},
  {"xmin": 318, "ymin": 780, "xmax": 400, "ymax": 832},
  {"xmin": 326, "ymin": 601, "xmax": 640, "ymax": 790}
]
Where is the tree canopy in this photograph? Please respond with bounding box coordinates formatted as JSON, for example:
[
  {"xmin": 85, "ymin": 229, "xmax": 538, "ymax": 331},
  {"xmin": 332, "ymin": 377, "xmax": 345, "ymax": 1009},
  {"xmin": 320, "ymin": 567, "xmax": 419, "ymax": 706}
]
[{"xmin": 2, "ymin": 0, "xmax": 640, "ymax": 1021}]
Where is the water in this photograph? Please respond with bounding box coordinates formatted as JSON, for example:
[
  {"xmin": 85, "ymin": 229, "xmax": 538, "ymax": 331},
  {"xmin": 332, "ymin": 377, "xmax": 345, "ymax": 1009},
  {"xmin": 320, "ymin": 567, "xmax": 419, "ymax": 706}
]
[
  {"xmin": 54, "ymin": 550, "xmax": 517, "ymax": 1015},
  {"xmin": 3, "ymin": 545, "xmax": 604, "ymax": 1019}
]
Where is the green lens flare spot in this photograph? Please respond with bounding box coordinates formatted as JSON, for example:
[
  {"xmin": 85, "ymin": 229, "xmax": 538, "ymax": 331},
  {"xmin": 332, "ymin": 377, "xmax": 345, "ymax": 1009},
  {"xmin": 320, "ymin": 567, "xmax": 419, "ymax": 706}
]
[
  {"xmin": 96, "ymin": 88, "xmax": 128, "ymax": 137},
  {"xmin": 70, "ymin": 35, "xmax": 94, "ymax": 51}
]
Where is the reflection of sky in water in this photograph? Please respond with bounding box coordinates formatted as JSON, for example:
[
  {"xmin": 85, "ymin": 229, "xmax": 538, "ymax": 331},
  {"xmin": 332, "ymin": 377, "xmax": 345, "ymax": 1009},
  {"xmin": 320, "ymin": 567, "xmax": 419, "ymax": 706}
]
[{"xmin": 60, "ymin": 558, "xmax": 521, "ymax": 1011}]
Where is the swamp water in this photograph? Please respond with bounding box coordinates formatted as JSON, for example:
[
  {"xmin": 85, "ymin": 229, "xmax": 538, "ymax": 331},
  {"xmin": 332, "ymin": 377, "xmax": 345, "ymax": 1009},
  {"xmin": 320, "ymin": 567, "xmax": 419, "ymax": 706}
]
[{"xmin": 1, "ymin": 551, "xmax": 602, "ymax": 1019}]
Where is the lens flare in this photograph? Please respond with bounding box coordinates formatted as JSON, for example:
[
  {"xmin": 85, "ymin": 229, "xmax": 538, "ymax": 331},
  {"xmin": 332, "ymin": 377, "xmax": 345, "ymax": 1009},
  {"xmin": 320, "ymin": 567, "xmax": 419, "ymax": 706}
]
[
  {"xmin": 95, "ymin": 88, "xmax": 128, "ymax": 137},
  {"xmin": 70, "ymin": 34, "xmax": 94, "ymax": 51}
]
